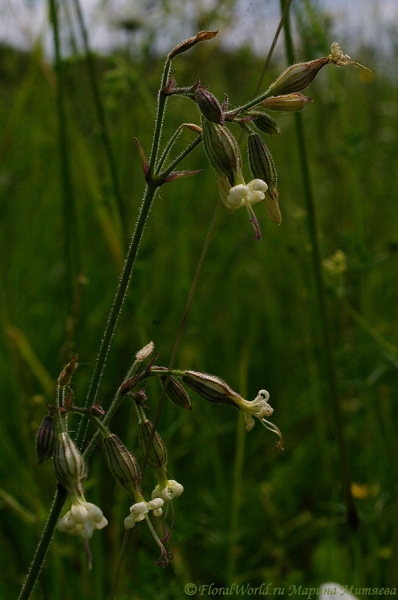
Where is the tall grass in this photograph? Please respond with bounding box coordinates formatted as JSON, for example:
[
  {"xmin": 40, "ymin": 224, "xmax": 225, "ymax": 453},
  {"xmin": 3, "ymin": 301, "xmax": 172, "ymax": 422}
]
[{"xmin": 1, "ymin": 1, "xmax": 398, "ymax": 598}]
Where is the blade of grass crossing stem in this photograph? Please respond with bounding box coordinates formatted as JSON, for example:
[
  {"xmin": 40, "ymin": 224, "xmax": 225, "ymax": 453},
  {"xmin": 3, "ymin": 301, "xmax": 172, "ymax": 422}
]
[{"xmin": 280, "ymin": 0, "xmax": 358, "ymax": 530}]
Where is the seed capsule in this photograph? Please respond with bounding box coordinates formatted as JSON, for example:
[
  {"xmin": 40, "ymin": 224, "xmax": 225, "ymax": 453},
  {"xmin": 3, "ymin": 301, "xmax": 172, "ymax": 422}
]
[
  {"xmin": 137, "ymin": 420, "xmax": 168, "ymax": 474},
  {"xmin": 202, "ymin": 119, "xmax": 242, "ymax": 186},
  {"xmin": 36, "ymin": 415, "xmax": 55, "ymax": 464},
  {"xmin": 182, "ymin": 370, "xmax": 240, "ymax": 408},
  {"xmin": 262, "ymin": 93, "xmax": 313, "ymax": 112},
  {"xmin": 268, "ymin": 57, "xmax": 329, "ymax": 96},
  {"xmin": 102, "ymin": 434, "xmax": 142, "ymax": 497},
  {"xmin": 53, "ymin": 431, "xmax": 86, "ymax": 495}
]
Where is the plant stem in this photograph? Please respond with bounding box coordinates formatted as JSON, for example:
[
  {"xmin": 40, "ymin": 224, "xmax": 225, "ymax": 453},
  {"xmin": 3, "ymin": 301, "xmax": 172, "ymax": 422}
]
[
  {"xmin": 49, "ymin": 0, "xmax": 80, "ymax": 308},
  {"xmin": 280, "ymin": 0, "xmax": 358, "ymax": 529},
  {"xmin": 18, "ymin": 486, "xmax": 68, "ymax": 600},
  {"xmin": 70, "ymin": 0, "xmax": 128, "ymax": 247}
]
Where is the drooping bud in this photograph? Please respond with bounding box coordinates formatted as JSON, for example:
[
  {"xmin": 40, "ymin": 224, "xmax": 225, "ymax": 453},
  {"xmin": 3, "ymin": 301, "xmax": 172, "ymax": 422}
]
[
  {"xmin": 182, "ymin": 371, "xmax": 241, "ymax": 408},
  {"xmin": 247, "ymin": 133, "xmax": 281, "ymax": 225},
  {"xmin": 248, "ymin": 110, "xmax": 281, "ymax": 134},
  {"xmin": 102, "ymin": 434, "xmax": 143, "ymax": 499},
  {"xmin": 168, "ymin": 30, "xmax": 218, "ymax": 60},
  {"xmin": 194, "ymin": 84, "xmax": 223, "ymax": 124},
  {"xmin": 53, "ymin": 430, "xmax": 87, "ymax": 496},
  {"xmin": 268, "ymin": 56, "xmax": 329, "ymax": 96},
  {"xmin": 262, "ymin": 93, "xmax": 313, "ymax": 112},
  {"xmin": 202, "ymin": 119, "xmax": 242, "ymax": 186},
  {"xmin": 58, "ymin": 354, "xmax": 78, "ymax": 387},
  {"xmin": 137, "ymin": 420, "xmax": 168, "ymax": 478},
  {"xmin": 36, "ymin": 415, "xmax": 55, "ymax": 464},
  {"xmin": 160, "ymin": 374, "xmax": 192, "ymax": 410}
]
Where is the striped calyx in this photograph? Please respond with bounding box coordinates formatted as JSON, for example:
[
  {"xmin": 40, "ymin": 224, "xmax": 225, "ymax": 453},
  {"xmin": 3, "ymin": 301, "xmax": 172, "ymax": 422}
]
[
  {"xmin": 202, "ymin": 119, "xmax": 241, "ymax": 186},
  {"xmin": 53, "ymin": 431, "xmax": 87, "ymax": 495},
  {"xmin": 102, "ymin": 434, "xmax": 142, "ymax": 498}
]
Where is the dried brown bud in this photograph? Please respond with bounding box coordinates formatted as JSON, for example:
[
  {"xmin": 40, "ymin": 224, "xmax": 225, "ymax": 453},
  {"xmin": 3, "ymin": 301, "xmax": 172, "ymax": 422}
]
[
  {"xmin": 58, "ymin": 354, "xmax": 78, "ymax": 387},
  {"xmin": 168, "ymin": 30, "xmax": 218, "ymax": 60}
]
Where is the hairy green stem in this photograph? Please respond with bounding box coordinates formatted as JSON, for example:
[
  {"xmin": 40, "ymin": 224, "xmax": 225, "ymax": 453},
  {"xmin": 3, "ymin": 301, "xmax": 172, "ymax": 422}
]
[
  {"xmin": 280, "ymin": 0, "xmax": 358, "ymax": 529},
  {"xmin": 18, "ymin": 486, "xmax": 68, "ymax": 600}
]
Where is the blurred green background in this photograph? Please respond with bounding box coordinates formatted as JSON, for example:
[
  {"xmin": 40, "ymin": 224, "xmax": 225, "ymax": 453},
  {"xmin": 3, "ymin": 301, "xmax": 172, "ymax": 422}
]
[{"xmin": 1, "ymin": 0, "xmax": 398, "ymax": 598}]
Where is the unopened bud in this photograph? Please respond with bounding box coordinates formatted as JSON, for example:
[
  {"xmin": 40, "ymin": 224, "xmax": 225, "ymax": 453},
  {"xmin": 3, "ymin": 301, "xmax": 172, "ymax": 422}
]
[
  {"xmin": 58, "ymin": 354, "xmax": 78, "ymax": 387},
  {"xmin": 135, "ymin": 341, "xmax": 154, "ymax": 362},
  {"xmin": 36, "ymin": 415, "xmax": 55, "ymax": 464},
  {"xmin": 160, "ymin": 375, "xmax": 192, "ymax": 410},
  {"xmin": 202, "ymin": 119, "xmax": 242, "ymax": 185},
  {"xmin": 249, "ymin": 111, "xmax": 281, "ymax": 134},
  {"xmin": 138, "ymin": 420, "xmax": 168, "ymax": 476},
  {"xmin": 53, "ymin": 430, "xmax": 86, "ymax": 495},
  {"xmin": 182, "ymin": 370, "xmax": 240, "ymax": 408},
  {"xmin": 102, "ymin": 434, "xmax": 142, "ymax": 498},
  {"xmin": 247, "ymin": 133, "xmax": 281, "ymax": 225},
  {"xmin": 262, "ymin": 93, "xmax": 313, "ymax": 112},
  {"xmin": 168, "ymin": 30, "xmax": 218, "ymax": 60},
  {"xmin": 194, "ymin": 85, "xmax": 223, "ymax": 124},
  {"xmin": 268, "ymin": 57, "xmax": 329, "ymax": 96}
]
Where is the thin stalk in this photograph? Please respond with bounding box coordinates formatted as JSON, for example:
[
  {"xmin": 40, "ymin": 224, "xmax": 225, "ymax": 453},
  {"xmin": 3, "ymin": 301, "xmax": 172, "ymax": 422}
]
[
  {"xmin": 49, "ymin": 0, "xmax": 80, "ymax": 307},
  {"xmin": 78, "ymin": 58, "xmax": 173, "ymax": 445},
  {"xmin": 70, "ymin": 0, "xmax": 128, "ymax": 247},
  {"xmin": 141, "ymin": 200, "xmax": 222, "ymax": 475},
  {"xmin": 280, "ymin": 0, "xmax": 358, "ymax": 529},
  {"xmin": 18, "ymin": 486, "xmax": 68, "ymax": 600}
]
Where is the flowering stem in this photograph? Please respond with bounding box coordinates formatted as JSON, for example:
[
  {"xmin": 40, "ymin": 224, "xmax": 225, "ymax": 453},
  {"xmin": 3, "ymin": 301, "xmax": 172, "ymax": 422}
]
[
  {"xmin": 18, "ymin": 486, "xmax": 68, "ymax": 600},
  {"xmin": 280, "ymin": 0, "xmax": 358, "ymax": 530}
]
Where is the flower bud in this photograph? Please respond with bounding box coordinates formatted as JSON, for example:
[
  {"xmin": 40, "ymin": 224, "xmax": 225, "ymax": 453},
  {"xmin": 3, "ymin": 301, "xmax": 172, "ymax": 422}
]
[
  {"xmin": 194, "ymin": 85, "xmax": 223, "ymax": 124},
  {"xmin": 182, "ymin": 370, "xmax": 241, "ymax": 408},
  {"xmin": 135, "ymin": 341, "xmax": 154, "ymax": 362},
  {"xmin": 247, "ymin": 133, "xmax": 281, "ymax": 225},
  {"xmin": 102, "ymin": 434, "xmax": 143, "ymax": 498},
  {"xmin": 53, "ymin": 431, "xmax": 87, "ymax": 495},
  {"xmin": 36, "ymin": 415, "xmax": 55, "ymax": 464},
  {"xmin": 268, "ymin": 57, "xmax": 329, "ymax": 96},
  {"xmin": 58, "ymin": 354, "xmax": 78, "ymax": 387},
  {"xmin": 262, "ymin": 93, "xmax": 313, "ymax": 112},
  {"xmin": 137, "ymin": 420, "xmax": 168, "ymax": 476},
  {"xmin": 160, "ymin": 375, "xmax": 192, "ymax": 410},
  {"xmin": 202, "ymin": 119, "xmax": 242, "ymax": 186},
  {"xmin": 249, "ymin": 111, "xmax": 281, "ymax": 134}
]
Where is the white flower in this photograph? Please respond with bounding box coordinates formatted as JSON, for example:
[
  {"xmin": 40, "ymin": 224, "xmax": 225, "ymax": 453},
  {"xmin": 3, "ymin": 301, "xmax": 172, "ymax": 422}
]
[
  {"xmin": 58, "ymin": 495, "xmax": 108, "ymax": 539},
  {"xmin": 237, "ymin": 389, "xmax": 284, "ymax": 450},
  {"xmin": 217, "ymin": 175, "xmax": 268, "ymax": 240},
  {"xmin": 124, "ymin": 498, "xmax": 165, "ymax": 529},
  {"xmin": 225, "ymin": 179, "xmax": 268, "ymax": 213},
  {"xmin": 151, "ymin": 479, "xmax": 184, "ymax": 503}
]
